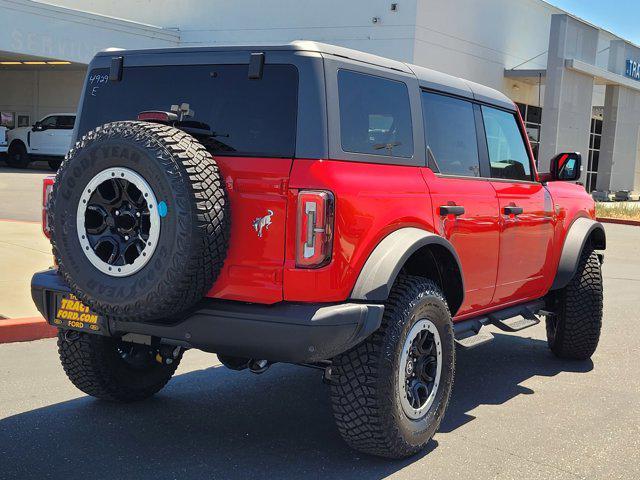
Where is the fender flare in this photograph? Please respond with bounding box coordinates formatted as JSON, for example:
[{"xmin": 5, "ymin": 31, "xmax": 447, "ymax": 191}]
[
  {"xmin": 550, "ymin": 217, "xmax": 606, "ymax": 290},
  {"xmin": 350, "ymin": 227, "xmax": 464, "ymax": 310}
]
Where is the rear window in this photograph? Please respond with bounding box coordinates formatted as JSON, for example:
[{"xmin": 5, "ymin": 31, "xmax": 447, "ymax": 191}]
[
  {"xmin": 421, "ymin": 92, "xmax": 480, "ymax": 177},
  {"xmin": 338, "ymin": 70, "xmax": 413, "ymax": 158},
  {"xmin": 79, "ymin": 64, "xmax": 298, "ymax": 157}
]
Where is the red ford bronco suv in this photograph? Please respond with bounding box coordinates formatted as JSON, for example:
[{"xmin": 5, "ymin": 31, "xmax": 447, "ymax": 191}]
[{"xmin": 31, "ymin": 42, "xmax": 605, "ymax": 459}]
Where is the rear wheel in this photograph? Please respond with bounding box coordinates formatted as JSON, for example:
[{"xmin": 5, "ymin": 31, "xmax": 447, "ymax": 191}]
[
  {"xmin": 329, "ymin": 275, "xmax": 455, "ymax": 459},
  {"xmin": 7, "ymin": 142, "xmax": 29, "ymax": 168},
  {"xmin": 546, "ymin": 248, "xmax": 603, "ymax": 360},
  {"xmin": 57, "ymin": 330, "xmax": 182, "ymax": 402},
  {"xmin": 48, "ymin": 158, "xmax": 62, "ymax": 171}
]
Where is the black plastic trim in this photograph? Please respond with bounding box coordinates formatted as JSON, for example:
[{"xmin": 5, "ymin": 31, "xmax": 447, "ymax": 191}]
[
  {"xmin": 31, "ymin": 269, "xmax": 384, "ymax": 363},
  {"xmin": 350, "ymin": 227, "xmax": 464, "ymax": 313},
  {"xmin": 109, "ymin": 56, "xmax": 123, "ymax": 82},
  {"xmin": 550, "ymin": 217, "xmax": 606, "ymax": 290},
  {"xmin": 248, "ymin": 52, "xmax": 265, "ymax": 79}
]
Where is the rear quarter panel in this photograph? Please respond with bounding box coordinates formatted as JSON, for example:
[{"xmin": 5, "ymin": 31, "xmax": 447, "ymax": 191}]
[{"xmin": 285, "ymin": 159, "xmax": 434, "ymax": 302}]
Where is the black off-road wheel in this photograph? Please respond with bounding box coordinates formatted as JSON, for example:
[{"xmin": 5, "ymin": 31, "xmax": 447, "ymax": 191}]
[
  {"xmin": 58, "ymin": 330, "xmax": 182, "ymax": 402},
  {"xmin": 7, "ymin": 142, "xmax": 30, "ymax": 168},
  {"xmin": 329, "ymin": 275, "xmax": 455, "ymax": 459},
  {"xmin": 49, "ymin": 121, "xmax": 229, "ymax": 322},
  {"xmin": 546, "ymin": 248, "xmax": 603, "ymax": 360}
]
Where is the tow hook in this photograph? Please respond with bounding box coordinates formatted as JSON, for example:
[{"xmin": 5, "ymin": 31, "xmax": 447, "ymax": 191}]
[
  {"xmin": 156, "ymin": 345, "xmax": 181, "ymax": 365},
  {"xmin": 248, "ymin": 359, "xmax": 270, "ymax": 374}
]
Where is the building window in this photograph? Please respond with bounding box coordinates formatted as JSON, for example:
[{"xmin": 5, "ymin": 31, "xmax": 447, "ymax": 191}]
[
  {"xmin": 515, "ymin": 102, "xmax": 542, "ymax": 164},
  {"xmin": 586, "ymin": 116, "xmax": 602, "ymax": 193},
  {"xmin": 1, "ymin": 112, "xmax": 15, "ymax": 129},
  {"xmin": 17, "ymin": 115, "xmax": 30, "ymax": 127}
]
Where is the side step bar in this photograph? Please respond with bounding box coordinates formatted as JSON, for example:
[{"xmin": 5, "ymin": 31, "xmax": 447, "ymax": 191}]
[{"xmin": 453, "ymin": 299, "xmax": 547, "ymax": 349}]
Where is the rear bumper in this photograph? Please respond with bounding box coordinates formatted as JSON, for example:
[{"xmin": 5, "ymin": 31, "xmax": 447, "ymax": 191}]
[{"xmin": 31, "ymin": 269, "xmax": 384, "ymax": 363}]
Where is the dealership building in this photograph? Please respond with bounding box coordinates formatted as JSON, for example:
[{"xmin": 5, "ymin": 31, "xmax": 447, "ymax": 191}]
[{"xmin": 2, "ymin": 0, "xmax": 640, "ymax": 197}]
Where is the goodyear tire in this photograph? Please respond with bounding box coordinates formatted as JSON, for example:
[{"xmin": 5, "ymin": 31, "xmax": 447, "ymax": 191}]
[
  {"xmin": 329, "ymin": 275, "xmax": 455, "ymax": 459},
  {"xmin": 49, "ymin": 121, "xmax": 229, "ymax": 322},
  {"xmin": 546, "ymin": 248, "xmax": 603, "ymax": 360},
  {"xmin": 58, "ymin": 330, "xmax": 182, "ymax": 402}
]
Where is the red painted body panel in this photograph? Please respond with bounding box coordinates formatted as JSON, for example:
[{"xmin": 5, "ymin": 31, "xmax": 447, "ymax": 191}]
[
  {"xmin": 284, "ymin": 159, "xmax": 433, "ymax": 302},
  {"xmin": 206, "ymin": 156, "xmax": 292, "ymax": 304},
  {"xmin": 420, "ymin": 169, "xmax": 500, "ymax": 316},
  {"xmin": 490, "ymin": 181, "xmax": 555, "ymax": 304},
  {"xmin": 204, "ymin": 133, "xmax": 594, "ymax": 320},
  {"xmin": 544, "ymin": 180, "xmax": 596, "ymax": 285}
]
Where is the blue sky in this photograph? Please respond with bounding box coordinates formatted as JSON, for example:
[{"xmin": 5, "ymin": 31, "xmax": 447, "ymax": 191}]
[{"xmin": 548, "ymin": 0, "xmax": 640, "ymax": 44}]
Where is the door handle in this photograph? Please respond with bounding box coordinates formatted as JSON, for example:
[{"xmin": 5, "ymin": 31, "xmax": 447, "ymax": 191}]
[
  {"xmin": 503, "ymin": 206, "xmax": 523, "ymax": 216},
  {"xmin": 439, "ymin": 205, "xmax": 465, "ymax": 217}
]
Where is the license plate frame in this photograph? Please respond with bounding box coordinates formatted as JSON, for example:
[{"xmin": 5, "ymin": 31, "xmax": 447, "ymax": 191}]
[{"xmin": 50, "ymin": 292, "xmax": 108, "ymax": 336}]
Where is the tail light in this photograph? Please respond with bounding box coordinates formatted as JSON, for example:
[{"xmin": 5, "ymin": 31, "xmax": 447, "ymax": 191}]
[
  {"xmin": 42, "ymin": 176, "xmax": 55, "ymax": 238},
  {"xmin": 296, "ymin": 190, "xmax": 334, "ymax": 268}
]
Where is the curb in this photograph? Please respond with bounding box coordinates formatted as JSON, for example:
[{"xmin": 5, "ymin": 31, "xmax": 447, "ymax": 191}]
[
  {"xmin": 596, "ymin": 217, "xmax": 640, "ymax": 227},
  {"xmin": 0, "ymin": 317, "xmax": 57, "ymax": 344}
]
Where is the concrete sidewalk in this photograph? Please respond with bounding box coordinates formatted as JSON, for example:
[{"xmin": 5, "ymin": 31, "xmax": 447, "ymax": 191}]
[{"xmin": 0, "ymin": 220, "xmax": 52, "ymax": 319}]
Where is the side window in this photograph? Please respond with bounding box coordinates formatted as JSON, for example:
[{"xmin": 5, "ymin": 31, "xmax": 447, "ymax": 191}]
[
  {"xmin": 481, "ymin": 106, "xmax": 532, "ymax": 181},
  {"xmin": 421, "ymin": 91, "xmax": 480, "ymax": 177},
  {"xmin": 40, "ymin": 116, "xmax": 57, "ymax": 128},
  {"xmin": 56, "ymin": 116, "xmax": 75, "ymax": 129},
  {"xmin": 338, "ymin": 70, "xmax": 413, "ymax": 158}
]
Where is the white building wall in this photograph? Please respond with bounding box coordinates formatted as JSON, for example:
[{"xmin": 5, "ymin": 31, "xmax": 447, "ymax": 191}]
[
  {"xmin": 0, "ymin": 69, "xmax": 85, "ymax": 122},
  {"xmin": 46, "ymin": 0, "xmax": 568, "ymax": 108},
  {"xmin": 2, "ymin": 0, "xmax": 179, "ymax": 63},
  {"xmin": 40, "ymin": 0, "xmax": 418, "ymax": 62},
  {"xmin": 413, "ymin": 0, "xmax": 558, "ymax": 90}
]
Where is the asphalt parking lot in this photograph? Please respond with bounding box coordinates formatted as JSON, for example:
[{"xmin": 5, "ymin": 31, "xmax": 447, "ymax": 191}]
[
  {"xmin": 0, "ymin": 167, "xmax": 639, "ymax": 480},
  {"xmin": 0, "ymin": 161, "xmax": 53, "ymax": 222}
]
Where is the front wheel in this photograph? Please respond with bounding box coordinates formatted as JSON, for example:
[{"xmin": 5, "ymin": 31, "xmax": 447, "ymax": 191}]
[
  {"xmin": 6, "ymin": 142, "xmax": 30, "ymax": 168},
  {"xmin": 57, "ymin": 330, "xmax": 182, "ymax": 402},
  {"xmin": 546, "ymin": 248, "xmax": 603, "ymax": 360},
  {"xmin": 329, "ymin": 275, "xmax": 455, "ymax": 459}
]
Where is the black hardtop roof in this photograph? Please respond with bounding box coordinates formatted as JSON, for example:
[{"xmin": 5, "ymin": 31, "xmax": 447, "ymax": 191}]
[{"xmin": 97, "ymin": 41, "xmax": 514, "ymax": 110}]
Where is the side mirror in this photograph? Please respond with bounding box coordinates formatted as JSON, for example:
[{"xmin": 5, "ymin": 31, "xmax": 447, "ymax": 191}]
[
  {"xmin": 549, "ymin": 152, "xmax": 582, "ymax": 182},
  {"xmin": 32, "ymin": 122, "xmax": 43, "ymax": 131}
]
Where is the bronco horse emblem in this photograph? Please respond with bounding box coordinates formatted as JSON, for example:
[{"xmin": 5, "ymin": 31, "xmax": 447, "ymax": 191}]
[{"xmin": 252, "ymin": 209, "xmax": 274, "ymax": 238}]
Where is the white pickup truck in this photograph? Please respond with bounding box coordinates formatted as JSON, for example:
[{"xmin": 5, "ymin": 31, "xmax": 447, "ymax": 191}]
[
  {"xmin": 6, "ymin": 113, "xmax": 75, "ymax": 170},
  {"xmin": 0, "ymin": 126, "xmax": 7, "ymax": 155}
]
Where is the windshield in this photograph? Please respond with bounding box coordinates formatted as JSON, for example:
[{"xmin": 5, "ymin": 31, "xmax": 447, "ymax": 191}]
[{"xmin": 78, "ymin": 64, "xmax": 298, "ymax": 158}]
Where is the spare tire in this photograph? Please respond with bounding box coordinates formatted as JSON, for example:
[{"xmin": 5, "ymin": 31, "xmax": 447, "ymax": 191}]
[{"xmin": 49, "ymin": 121, "xmax": 229, "ymax": 322}]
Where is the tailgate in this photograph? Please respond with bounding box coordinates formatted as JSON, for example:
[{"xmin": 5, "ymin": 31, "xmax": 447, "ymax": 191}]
[{"xmin": 206, "ymin": 157, "xmax": 292, "ymax": 303}]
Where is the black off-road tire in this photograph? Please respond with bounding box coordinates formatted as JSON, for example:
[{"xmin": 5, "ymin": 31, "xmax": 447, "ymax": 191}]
[
  {"xmin": 546, "ymin": 248, "xmax": 603, "ymax": 360},
  {"xmin": 329, "ymin": 275, "xmax": 455, "ymax": 459},
  {"xmin": 49, "ymin": 121, "xmax": 229, "ymax": 322},
  {"xmin": 57, "ymin": 330, "xmax": 181, "ymax": 402},
  {"xmin": 48, "ymin": 157, "xmax": 62, "ymax": 171},
  {"xmin": 7, "ymin": 142, "xmax": 30, "ymax": 168}
]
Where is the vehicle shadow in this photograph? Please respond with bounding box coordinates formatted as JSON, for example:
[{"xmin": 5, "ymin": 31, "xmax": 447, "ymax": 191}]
[
  {"xmin": 0, "ymin": 332, "xmax": 591, "ymax": 480},
  {"xmin": 0, "ymin": 158, "xmax": 53, "ymax": 174}
]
